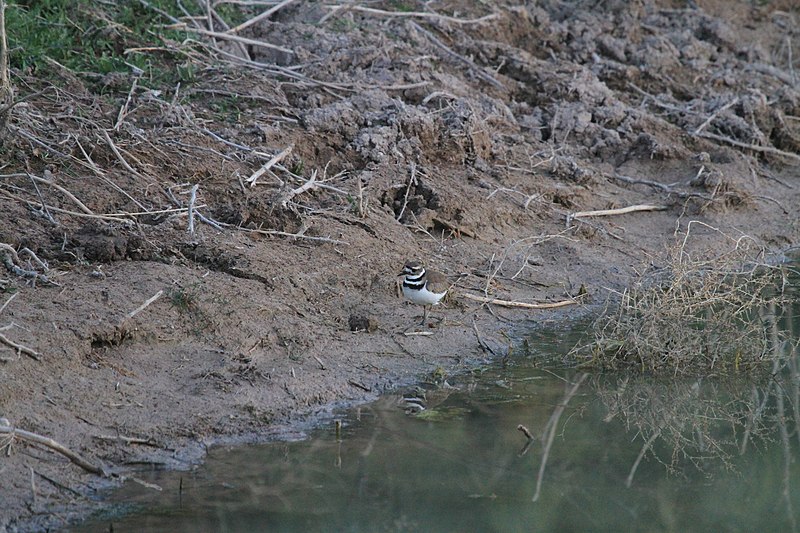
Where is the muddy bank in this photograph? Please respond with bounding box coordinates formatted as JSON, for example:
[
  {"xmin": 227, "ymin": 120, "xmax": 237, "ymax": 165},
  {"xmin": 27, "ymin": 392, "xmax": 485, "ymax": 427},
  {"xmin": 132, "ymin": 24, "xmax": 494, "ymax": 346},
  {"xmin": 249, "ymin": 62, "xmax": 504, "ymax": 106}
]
[{"xmin": 1, "ymin": 0, "xmax": 799, "ymax": 530}]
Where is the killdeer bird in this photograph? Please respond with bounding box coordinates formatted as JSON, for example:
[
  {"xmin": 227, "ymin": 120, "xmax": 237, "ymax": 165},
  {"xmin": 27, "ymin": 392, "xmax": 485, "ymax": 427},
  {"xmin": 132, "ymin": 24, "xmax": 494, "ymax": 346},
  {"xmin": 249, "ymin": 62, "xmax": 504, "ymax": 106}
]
[{"xmin": 399, "ymin": 260, "xmax": 448, "ymax": 325}]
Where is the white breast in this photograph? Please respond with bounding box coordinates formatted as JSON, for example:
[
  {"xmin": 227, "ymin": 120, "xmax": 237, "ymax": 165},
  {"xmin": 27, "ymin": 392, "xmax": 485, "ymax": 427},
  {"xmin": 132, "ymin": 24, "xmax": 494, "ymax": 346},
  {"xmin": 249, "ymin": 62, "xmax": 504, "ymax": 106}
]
[{"xmin": 402, "ymin": 283, "xmax": 446, "ymax": 306}]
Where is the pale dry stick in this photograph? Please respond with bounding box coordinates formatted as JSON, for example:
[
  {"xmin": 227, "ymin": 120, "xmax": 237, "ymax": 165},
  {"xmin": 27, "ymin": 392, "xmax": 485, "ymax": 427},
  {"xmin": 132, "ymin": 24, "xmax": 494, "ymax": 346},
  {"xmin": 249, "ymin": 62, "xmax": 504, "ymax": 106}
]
[
  {"xmin": 114, "ymin": 76, "xmax": 139, "ymax": 130},
  {"xmin": 396, "ymin": 163, "xmax": 417, "ymax": 222},
  {"xmin": 325, "ymin": 5, "xmax": 499, "ymax": 25},
  {"xmin": 421, "ymin": 90, "xmax": 458, "ymax": 105},
  {"xmin": 240, "ymin": 226, "xmax": 349, "ymax": 245},
  {"xmin": 28, "ymin": 173, "xmax": 94, "ymax": 215},
  {"xmin": 0, "ymin": 0, "xmax": 11, "ymax": 131},
  {"xmin": 274, "ymin": 163, "xmax": 350, "ymax": 195},
  {"xmin": 611, "ymin": 173, "xmax": 713, "ymax": 200},
  {"xmin": 0, "ymin": 291, "xmax": 16, "ymax": 314},
  {"xmin": 280, "ymin": 169, "xmax": 318, "ymax": 209},
  {"xmin": 215, "ymin": 0, "xmax": 281, "ymax": 5},
  {"xmin": 566, "ymin": 204, "xmax": 669, "ymax": 226},
  {"xmin": 533, "ymin": 373, "xmax": 587, "ymax": 502},
  {"xmin": 187, "ymin": 184, "xmax": 199, "ymax": 236},
  {"xmin": 194, "ymin": 43, "xmax": 352, "ymax": 92},
  {"xmin": 0, "ymin": 331, "xmax": 40, "ymax": 360},
  {"xmin": 693, "ymin": 97, "xmax": 739, "ymax": 135},
  {"xmin": 697, "ymin": 131, "xmax": 800, "ymax": 163},
  {"xmin": 409, "ymin": 21, "xmax": 504, "ymax": 90},
  {"xmin": 0, "ymin": 424, "xmax": 106, "ymax": 476},
  {"xmin": 486, "ymin": 187, "xmax": 543, "ymax": 209},
  {"xmin": 19, "ymin": 247, "xmax": 48, "ymax": 273},
  {"xmin": 462, "ymin": 292, "xmax": 580, "ymax": 310},
  {"xmin": 625, "ymin": 429, "xmax": 661, "ymax": 488},
  {"xmin": 125, "ymin": 289, "xmax": 164, "ymax": 321},
  {"xmin": 92, "ymin": 434, "xmax": 160, "ymax": 447},
  {"xmin": 247, "ymin": 145, "xmax": 293, "ymax": 187},
  {"xmin": 168, "ymin": 23, "xmax": 294, "ymax": 55},
  {"xmin": 226, "ymin": 0, "xmax": 298, "ymax": 34},
  {"xmin": 207, "ymin": 5, "xmax": 249, "ymax": 58},
  {"xmin": 100, "ymin": 130, "xmax": 150, "ymax": 183},
  {"xmin": 15, "ymin": 128, "xmax": 70, "ymax": 158},
  {"xmin": 28, "ymin": 173, "xmax": 55, "ymax": 223},
  {"xmin": 0, "ymin": 189, "xmax": 144, "ymax": 224},
  {"xmin": 75, "ymin": 138, "xmax": 149, "ymax": 211}
]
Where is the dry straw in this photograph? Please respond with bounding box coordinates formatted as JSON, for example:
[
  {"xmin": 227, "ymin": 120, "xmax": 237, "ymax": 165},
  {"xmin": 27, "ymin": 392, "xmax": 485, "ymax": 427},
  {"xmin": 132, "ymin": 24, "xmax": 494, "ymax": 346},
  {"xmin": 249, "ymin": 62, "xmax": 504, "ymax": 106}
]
[{"xmin": 575, "ymin": 222, "xmax": 798, "ymax": 375}]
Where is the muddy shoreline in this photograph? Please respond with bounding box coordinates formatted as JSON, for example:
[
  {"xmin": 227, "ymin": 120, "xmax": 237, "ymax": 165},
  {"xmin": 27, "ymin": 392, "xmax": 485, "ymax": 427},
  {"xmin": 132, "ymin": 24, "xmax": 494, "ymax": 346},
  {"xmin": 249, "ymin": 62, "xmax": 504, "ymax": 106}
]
[{"xmin": 2, "ymin": 1, "xmax": 800, "ymax": 530}]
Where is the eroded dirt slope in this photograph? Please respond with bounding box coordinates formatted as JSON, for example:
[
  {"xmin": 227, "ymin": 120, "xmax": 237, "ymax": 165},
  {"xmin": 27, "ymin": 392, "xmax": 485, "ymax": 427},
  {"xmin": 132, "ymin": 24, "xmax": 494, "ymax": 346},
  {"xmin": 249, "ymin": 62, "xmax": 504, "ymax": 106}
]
[{"xmin": 1, "ymin": 0, "xmax": 799, "ymax": 530}]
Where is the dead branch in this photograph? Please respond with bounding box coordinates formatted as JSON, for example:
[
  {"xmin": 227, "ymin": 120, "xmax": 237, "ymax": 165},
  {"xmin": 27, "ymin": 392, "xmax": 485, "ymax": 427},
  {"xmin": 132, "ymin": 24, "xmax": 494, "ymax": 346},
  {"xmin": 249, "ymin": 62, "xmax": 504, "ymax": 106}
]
[
  {"xmin": 187, "ymin": 184, "xmax": 199, "ymax": 236},
  {"xmin": 693, "ymin": 97, "xmax": 739, "ymax": 135},
  {"xmin": 0, "ymin": 423, "xmax": 106, "ymax": 476},
  {"xmin": 92, "ymin": 434, "xmax": 161, "ymax": 447},
  {"xmin": 610, "ymin": 173, "xmax": 714, "ymax": 201},
  {"xmin": 567, "ymin": 204, "xmax": 668, "ymax": 225},
  {"xmin": 226, "ymin": 0, "xmax": 298, "ymax": 34},
  {"xmin": 280, "ymin": 169, "xmax": 318, "ymax": 208},
  {"xmin": 409, "ymin": 21, "xmax": 504, "ymax": 90},
  {"xmin": 462, "ymin": 292, "xmax": 580, "ymax": 309},
  {"xmin": 240, "ymin": 226, "xmax": 349, "ymax": 245},
  {"xmin": 0, "ymin": 0, "xmax": 11, "ymax": 133},
  {"xmin": 125, "ymin": 289, "xmax": 164, "ymax": 321},
  {"xmin": 0, "ymin": 291, "xmax": 15, "ymax": 314},
  {"xmin": 74, "ymin": 138, "xmax": 149, "ymax": 211},
  {"xmin": 247, "ymin": 145, "xmax": 293, "ymax": 187},
  {"xmin": 29, "ymin": 172, "xmax": 94, "ymax": 215},
  {"xmin": 114, "ymin": 76, "xmax": 139, "ymax": 130},
  {"xmin": 396, "ymin": 163, "xmax": 417, "ymax": 222},
  {"xmin": 324, "ymin": 5, "xmax": 499, "ymax": 25},
  {"xmin": 0, "ymin": 188, "xmax": 136, "ymax": 224},
  {"xmin": 169, "ymin": 23, "xmax": 294, "ymax": 55},
  {"xmin": 696, "ymin": 131, "xmax": 800, "ymax": 163},
  {"xmin": 0, "ymin": 331, "xmax": 40, "ymax": 360},
  {"xmin": 0, "ymin": 242, "xmax": 56, "ymax": 286}
]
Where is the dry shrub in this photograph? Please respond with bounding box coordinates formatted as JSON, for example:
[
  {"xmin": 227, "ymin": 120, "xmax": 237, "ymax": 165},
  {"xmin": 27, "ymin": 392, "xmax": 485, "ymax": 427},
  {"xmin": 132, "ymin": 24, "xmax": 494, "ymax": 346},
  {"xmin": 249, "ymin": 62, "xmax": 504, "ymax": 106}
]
[{"xmin": 576, "ymin": 222, "xmax": 797, "ymax": 374}]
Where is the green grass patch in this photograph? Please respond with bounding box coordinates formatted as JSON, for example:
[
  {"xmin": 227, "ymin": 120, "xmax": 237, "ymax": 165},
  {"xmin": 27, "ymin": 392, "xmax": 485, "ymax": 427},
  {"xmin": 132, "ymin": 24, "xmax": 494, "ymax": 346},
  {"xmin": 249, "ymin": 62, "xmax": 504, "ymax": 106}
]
[{"xmin": 4, "ymin": 0, "xmax": 232, "ymax": 88}]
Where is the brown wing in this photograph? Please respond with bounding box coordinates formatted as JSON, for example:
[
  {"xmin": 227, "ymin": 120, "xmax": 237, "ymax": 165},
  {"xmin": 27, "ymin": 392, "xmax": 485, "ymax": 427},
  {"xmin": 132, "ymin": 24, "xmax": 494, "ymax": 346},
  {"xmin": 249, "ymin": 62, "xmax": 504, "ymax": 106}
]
[{"xmin": 425, "ymin": 269, "xmax": 449, "ymax": 294}]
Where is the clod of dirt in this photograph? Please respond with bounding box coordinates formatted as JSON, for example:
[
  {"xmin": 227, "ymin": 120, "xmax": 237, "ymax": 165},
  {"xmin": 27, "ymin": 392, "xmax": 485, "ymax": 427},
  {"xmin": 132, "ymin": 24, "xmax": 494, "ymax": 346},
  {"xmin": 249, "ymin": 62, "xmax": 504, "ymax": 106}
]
[
  {"xmin": 349, "ymin": 314, "xmax": 378, "ymax": 333},
  {"xmin": 72, "ymin": 223, "xmax": 133, "ymax": 262}
]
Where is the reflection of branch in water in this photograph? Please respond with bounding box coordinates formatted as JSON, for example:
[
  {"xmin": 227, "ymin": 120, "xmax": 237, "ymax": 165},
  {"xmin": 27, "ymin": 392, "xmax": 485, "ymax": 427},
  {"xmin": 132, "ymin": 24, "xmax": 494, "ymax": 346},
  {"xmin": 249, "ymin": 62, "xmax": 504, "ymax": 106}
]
[
  {"xmin": 533, "ymin": 373, "xmax": 588, "ymax": 502},
  {"xmin": 776, "ymin": 380, "xmax": 797, "ymax": 533},
  {"xmin": 626, "ymin": 429, "xmax": 661, "ymax": 488}
]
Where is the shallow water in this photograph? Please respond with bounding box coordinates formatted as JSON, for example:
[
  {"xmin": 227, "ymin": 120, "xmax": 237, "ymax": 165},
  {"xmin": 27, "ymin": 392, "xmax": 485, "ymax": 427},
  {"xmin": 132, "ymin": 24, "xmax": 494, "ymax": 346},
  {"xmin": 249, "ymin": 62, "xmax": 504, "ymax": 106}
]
[{"xmin": 71, "ymin": 301, "xmax": 800, "ymax": 532}]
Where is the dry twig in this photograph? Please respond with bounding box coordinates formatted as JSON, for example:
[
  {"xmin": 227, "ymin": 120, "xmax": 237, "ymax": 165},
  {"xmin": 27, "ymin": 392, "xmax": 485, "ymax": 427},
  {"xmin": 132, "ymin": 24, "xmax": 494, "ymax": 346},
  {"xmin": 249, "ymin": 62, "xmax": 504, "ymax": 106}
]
[
  {"xmin": 0, "ymin": 423, "xmax": 106, "ymax": 476},
  {"xmin": 226, "ymin": 0, "xmax": 298, "ymax": 34},
  {"xmin": 125, "ymin": 289, "xmax": 164, "ymax": 321},
  {"xmin": 462, "ymin": 292, "xmax": 580, "ymax": 309},
  {"xmin": 567, "ymin": 204, "xmax": 668, "ymax": 225},
  {"xmin": 409, "ymin": 21, "xmax": 504, "ymax": 90},
  {"xmin": 247, "ymin": 145, "xmax": 293, "ymax": 187},
  {"xmin": 324, "ymin": 5, "xmax": 499, "ymax": 25}
]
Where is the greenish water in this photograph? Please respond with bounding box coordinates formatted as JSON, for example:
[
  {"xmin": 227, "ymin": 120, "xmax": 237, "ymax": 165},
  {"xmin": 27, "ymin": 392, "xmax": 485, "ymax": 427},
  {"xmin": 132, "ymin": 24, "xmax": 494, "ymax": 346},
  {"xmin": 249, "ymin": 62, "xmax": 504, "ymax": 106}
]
[{"xmin": 72, "ymin": 309, "xmax": 800, "ymax": 532}]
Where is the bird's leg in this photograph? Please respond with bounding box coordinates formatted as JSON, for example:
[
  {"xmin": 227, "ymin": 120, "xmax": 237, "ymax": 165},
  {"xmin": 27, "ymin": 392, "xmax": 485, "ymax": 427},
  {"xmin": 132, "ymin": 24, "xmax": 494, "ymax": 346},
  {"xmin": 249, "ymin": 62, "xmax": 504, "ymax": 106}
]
[{"xmin": 420, "ymin": 305, "xmax": 429, "ymax": 326}]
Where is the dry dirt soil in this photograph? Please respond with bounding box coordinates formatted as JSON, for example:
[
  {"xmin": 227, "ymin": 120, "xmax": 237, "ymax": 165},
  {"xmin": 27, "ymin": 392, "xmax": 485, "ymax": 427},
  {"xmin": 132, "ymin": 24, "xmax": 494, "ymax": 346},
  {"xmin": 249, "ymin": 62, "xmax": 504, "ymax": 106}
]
[{"xmin": 2, "ymin": 0, "xmax": 800, "ymax": 530}]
